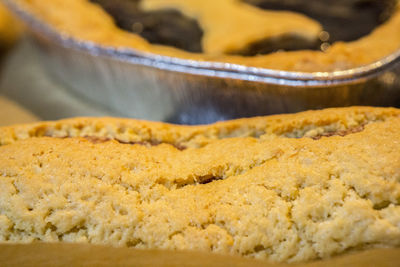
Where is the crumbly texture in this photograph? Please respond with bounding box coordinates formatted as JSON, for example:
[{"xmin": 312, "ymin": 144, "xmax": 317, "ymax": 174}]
[
  {"xmin": 12, "ymin": 0, "xmax": 400, "ymax": 71},
  {"xmin": 0, "ymin": 107, "xmax": 400, "ymax": 263}
]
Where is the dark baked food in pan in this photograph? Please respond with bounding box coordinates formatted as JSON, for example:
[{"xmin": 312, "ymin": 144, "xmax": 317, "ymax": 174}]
[{"xmin": 12, "ymin": 0, "xmax": 400, "ymax": 71}]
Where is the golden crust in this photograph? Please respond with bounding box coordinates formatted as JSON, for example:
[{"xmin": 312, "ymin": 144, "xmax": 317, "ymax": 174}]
[
  {"xmin": 0, "ymin": 107, "xmax": 400, "ymax": 262},
  {"xmin": 12, "ymin": 0, "xmax": 400, "ymax": 72}
]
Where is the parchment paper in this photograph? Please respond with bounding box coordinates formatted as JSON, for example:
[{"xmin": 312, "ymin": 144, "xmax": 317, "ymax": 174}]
[{"xmin": 0, "ymin": 243, "xmax": 399, "ymax": 267}]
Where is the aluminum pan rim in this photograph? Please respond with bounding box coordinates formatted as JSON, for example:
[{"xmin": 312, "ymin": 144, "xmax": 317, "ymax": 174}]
[{"xmin": 6, "ymin": 0, "xmax": 400, "ymax": 86}]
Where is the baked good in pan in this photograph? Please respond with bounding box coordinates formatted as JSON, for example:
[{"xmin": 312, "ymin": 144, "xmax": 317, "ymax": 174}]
[
  {"xmin": 0, "ymin": 107, "xmax": 399, "ymax": 262},
  {"xmin": 11, "ymin": 0, "xmax": 400, "ymax": 71}
]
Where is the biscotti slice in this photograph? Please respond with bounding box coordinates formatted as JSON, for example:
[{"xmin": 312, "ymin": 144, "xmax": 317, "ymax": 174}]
[{"xmin": 0, "ymin": 107, "xmax": 399, "ymax": 263}]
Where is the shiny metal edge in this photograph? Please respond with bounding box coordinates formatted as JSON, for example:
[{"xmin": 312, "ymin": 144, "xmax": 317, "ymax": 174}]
[{"xmin": 5, "ymin": 0, "xmax": 400, "ymax": 85}]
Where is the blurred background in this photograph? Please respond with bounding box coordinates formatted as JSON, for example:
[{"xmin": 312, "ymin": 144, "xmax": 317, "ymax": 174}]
[
  {"xmin": 0, "ymin": 2, "xmax": 37, "ymax": 126},
  {"xmin": 1, "ymin": 0, "xmax": 400, "ymax": 126},
  {"xmin": 0, "ymin": 2, "xmax": 120, "ymax": 127}
]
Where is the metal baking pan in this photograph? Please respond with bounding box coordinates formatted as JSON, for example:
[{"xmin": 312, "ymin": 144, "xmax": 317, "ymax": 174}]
[{"xmin": 5, "ymin": 0, "xmax": 400, "ymax": 124}]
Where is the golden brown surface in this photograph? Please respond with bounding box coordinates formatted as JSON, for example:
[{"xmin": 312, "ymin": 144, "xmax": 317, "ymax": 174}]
[
  {"xmin": 12, "ymin": 0, "xmax": 400, "ymax": 71},
  {"xmin": 0, "ymin": 107, "xmax": 400, "ymax": 263}
]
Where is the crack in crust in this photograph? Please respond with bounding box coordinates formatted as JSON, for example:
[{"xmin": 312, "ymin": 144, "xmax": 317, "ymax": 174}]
[
  {"xmin": 310, "ymin": 124, "xmax": 366, "ymax": 140},
  {"xmin": 83, "ymin": 136, "xmax": 187, "ymax": 150}
]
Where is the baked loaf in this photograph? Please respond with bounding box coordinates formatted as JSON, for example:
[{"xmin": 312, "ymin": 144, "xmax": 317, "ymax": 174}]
[{"xmin": 0, "ymin": 107, "xmax": 400, "ymax": 263}]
